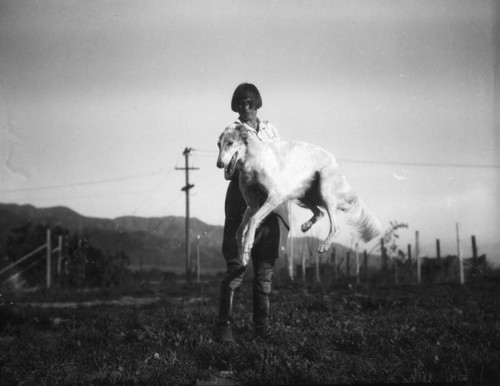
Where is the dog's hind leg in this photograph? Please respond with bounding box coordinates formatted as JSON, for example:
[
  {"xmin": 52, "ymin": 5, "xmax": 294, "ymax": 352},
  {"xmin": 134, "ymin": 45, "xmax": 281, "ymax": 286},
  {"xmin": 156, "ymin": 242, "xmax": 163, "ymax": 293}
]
[
  {"xmin": 297, "ymin": 172, "xmax": 325, "ymax": 233},
  {"xmin": 317, "ymin": 202, "xmax": 340, "ymax": 253},
  {"xmin": 300, "ymin": 204, "xmax": 324, "ymax": 233},
  {"xmin": 316, "ymin": 170, "xmax": 346, "ymax": 253}
]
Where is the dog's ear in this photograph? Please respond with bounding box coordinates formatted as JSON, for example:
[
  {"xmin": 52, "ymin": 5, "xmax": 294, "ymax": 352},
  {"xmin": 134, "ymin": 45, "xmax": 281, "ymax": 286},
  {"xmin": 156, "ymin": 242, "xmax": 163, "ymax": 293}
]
[
  {"xmin": 236, "ymin": 124, "xmax": 249, "ymax": 145},
  {"xmin": 217, "ymin": 132, "xmax": 224, "ymax": 149}
]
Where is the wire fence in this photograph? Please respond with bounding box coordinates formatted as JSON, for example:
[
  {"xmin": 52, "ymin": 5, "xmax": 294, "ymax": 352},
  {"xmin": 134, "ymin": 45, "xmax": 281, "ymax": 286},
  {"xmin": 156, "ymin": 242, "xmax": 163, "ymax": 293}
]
[
  {"xmin": 278, "ymin": 227, "xmax": 492, "ymax": 287},
  {"xmin": 284, "ymin": 253, "xmax": 490, "ymax": 287},
  {"xmin": 2, "ymin": 223, "xmax": 493, "ymax": 291}
]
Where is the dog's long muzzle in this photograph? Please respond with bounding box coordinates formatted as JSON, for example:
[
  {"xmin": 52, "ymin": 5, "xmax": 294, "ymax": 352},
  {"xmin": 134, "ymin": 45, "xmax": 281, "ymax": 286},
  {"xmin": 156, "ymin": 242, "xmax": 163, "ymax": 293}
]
[{"xmin": 217, "ymin": 151, "xmax": 239, "ymax": 180}]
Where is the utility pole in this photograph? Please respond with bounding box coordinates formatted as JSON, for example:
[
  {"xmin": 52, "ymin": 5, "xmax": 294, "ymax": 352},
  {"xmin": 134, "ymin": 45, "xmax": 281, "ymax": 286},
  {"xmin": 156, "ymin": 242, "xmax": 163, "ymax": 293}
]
[{"xmin": 175, "ymin": 147, "xmax": 199, "ymax": 285}]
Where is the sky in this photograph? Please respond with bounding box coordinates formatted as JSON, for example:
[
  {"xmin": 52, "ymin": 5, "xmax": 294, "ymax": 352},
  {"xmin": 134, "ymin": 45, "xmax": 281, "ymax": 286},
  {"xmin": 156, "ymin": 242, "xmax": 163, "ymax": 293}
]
[{"xmin": 1, "ymin": 0, "xmax": 499, "ymax": 265}]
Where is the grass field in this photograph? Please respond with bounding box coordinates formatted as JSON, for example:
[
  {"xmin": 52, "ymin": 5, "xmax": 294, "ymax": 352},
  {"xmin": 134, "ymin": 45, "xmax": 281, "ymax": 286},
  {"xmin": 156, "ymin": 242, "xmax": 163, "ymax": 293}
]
[{"xmin": 1, "ymin": 277, "xmax": 499, "ymax": 385}]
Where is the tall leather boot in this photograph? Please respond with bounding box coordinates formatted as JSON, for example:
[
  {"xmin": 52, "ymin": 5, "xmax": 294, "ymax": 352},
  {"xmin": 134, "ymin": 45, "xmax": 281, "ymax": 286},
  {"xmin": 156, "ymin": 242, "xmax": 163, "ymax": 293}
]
[
  {"xmin": 216, "ymin": 285, "xmax": 235, "ymax": 343},
  {"xmin": 253, "ymin": 291, "xmax": 270, "ymax": 338}
]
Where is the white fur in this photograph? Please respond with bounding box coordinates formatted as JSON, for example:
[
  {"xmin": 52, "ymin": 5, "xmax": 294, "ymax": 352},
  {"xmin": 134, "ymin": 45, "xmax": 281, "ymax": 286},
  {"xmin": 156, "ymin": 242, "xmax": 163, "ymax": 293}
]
[{"xmin": 217, "ymin": 123, "xmax": 381, "ymax": 266}]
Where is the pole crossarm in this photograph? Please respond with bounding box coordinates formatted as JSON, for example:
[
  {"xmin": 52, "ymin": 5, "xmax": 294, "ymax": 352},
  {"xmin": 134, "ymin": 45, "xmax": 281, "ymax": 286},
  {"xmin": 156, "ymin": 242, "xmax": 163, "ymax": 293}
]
[{"xmin": 175, "ymin": 167, "xmax": 200, "ymax": 171}]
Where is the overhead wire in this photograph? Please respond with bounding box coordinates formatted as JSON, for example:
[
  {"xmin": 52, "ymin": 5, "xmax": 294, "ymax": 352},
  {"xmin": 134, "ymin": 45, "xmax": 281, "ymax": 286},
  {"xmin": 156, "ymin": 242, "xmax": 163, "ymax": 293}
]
[
  {"xmin": 0, "ymin": 168, "xmax": 175, "ymax": 194},
  {"xmin": 1, "ymin": 154, "xmax": 496, "ymax": 199},
  {"xmin": 12, "ymin": 190, "xmax": 158, "ymax": 202},
  {"xmin": 130, "ymin": 171, "xmax": 177, "ymax": 215},
  {"xmin": 191, "ymin": 147, "xmax": 498, "ymax": 169},
  {"xmin": 159, "ymin": 192, "xmax": 184, "ymax": 213},
  {"xmin": 339, "ymin": 159, "xmax": 500, "ymax": 169}
]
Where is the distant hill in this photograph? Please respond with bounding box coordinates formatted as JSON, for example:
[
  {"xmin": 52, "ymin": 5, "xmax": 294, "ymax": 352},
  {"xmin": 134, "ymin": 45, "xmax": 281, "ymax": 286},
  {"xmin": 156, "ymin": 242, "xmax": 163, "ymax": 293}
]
[
  {"xmin": 0, "ymin": 203, "xmax": 225, "ymax": 273},
  {"xmin": 0, "ymin": 203, "xmax": 376, "ymax": 274}
]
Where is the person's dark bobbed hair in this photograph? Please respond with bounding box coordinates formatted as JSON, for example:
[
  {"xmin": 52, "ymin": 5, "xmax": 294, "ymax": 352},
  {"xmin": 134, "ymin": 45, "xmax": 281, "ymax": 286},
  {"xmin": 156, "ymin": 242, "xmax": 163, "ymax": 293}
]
[{"xmin": 231, "ymin": 83, "xmax": 262, "ymax": 112}]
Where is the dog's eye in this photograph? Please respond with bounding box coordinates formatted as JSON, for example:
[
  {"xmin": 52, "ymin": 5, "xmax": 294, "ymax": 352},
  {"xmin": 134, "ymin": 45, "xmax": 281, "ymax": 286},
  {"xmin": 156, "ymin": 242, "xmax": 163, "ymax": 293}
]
[{"xmin": 226, "ymin": 141, "xmax": 233, "ymax": 147}]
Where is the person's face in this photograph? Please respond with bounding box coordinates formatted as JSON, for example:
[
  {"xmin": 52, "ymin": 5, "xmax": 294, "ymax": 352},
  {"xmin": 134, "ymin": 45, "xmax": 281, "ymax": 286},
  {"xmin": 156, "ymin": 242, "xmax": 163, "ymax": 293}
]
[{"xmin": 236, "ymin": 97, "xmax": 258, "ymax": 122}]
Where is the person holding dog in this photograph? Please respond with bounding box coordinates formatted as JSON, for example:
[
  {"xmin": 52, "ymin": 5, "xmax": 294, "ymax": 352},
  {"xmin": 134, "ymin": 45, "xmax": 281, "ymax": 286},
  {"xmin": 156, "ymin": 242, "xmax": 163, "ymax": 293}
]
[{"xmin": 216, "ymin": 83, "xmax": 289, "ymax": 343}]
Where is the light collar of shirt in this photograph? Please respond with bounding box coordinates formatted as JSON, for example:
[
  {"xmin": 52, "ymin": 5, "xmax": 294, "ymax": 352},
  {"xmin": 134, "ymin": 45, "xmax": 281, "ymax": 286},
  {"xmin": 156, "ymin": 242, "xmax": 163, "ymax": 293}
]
[
  {"xmin": 235, "ymin": 118, "xmax": 269, "ymax": 139},
  {"xmin": 236, "ymin": 118, "xmax": 259, "ymax": 131}
]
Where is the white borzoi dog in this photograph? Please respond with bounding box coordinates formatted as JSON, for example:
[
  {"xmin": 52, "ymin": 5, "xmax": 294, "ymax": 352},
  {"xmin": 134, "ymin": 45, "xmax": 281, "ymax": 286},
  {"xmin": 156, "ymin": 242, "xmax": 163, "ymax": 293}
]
[{"xmin": 217, "ymin": 123, "xmax": 381, "ymax": 266}]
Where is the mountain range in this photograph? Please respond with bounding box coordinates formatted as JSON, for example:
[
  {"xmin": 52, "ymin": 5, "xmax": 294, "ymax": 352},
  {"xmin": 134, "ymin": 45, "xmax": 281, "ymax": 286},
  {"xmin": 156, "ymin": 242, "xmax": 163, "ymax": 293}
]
[{"xmin": 0, "ymin": 203, "xmax": 365, "ymax": 275}]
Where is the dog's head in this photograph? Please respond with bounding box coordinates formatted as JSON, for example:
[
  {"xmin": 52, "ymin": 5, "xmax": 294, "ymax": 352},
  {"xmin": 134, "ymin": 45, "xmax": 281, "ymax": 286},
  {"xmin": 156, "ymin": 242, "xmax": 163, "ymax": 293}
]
[{"xmin": 216, "ymin": 123, "xmax": 249, "ymax": 180}]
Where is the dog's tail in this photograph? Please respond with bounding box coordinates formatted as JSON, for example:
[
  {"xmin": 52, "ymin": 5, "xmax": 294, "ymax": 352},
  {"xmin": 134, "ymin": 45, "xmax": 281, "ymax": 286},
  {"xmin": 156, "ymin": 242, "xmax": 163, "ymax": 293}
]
[{"xmin": 346, "ymin": 198, "xmax": 382, "ymax": 243}]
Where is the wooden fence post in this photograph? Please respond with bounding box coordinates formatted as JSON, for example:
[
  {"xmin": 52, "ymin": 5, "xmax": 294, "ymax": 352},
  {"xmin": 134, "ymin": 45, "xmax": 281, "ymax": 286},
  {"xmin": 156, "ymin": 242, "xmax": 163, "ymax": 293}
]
[
  {"xmin": 46, "ymin": 229, "xmax": 51, "ymax": 288},
  {"xmin": 288, "ymin": 202, "xmax": 294, "ymax": 281},
  {"xmin": 407, "ymin": 244, "xmax": 412, "ymax": 266},
  {"xmin": 287, "ymin": 252, "xmax": 294, "ymax": 281},
  {"xmin": 331, "ymin": 248, "xmax": 337, "ymax": 283},
  {"xmin": 363, "ymin": 250, "xmax": 368, "ymax": 281},
  {"xmin": 301, "ymin": 249, "xmax": 306, "ymax": 283},
  {"xmin": 471, "ymin": 235, "xmax": 477, "ymax": 264},
  {"xmin": 57, "ymin": 235, "xmax": 63, "ymax": 276},
  {"xmin": 416, "ymin": 231, "xmax": 421, "ymax": 284},
  {"xmin": 355, "ymin": 242, "xmax": 360, "ymax": 285},
  {"xmin": 456, "ymin": 223, "xmax": 464, "ymax": 285},
  {"xmin": 393, "ymin": 257, "xmax": 399, "ymax": 285},
  {"xmin": 471, "ymin": 235, "xmax": 478, "ymax": 278},
  {"xmin": 315, "ymin": 252, "xmax": 320, "ymax": 284},
  {"xmin": 346, "ymin": 252, "xmax": 350, "ymax": 280},
  {"xmin": 196, "ymin": 235, "xmax": 201, "ymax": 283},
  {"xmin": 380, "ymin": 238, "xmax": 386, "ymax": 272}
]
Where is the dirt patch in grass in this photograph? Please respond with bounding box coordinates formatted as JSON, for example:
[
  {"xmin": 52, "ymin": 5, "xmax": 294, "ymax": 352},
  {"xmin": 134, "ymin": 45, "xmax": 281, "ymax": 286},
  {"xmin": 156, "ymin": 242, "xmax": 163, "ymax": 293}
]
[{"xmin": 18, "ymin": 296, "xmax": 161, "ymax": 309}]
